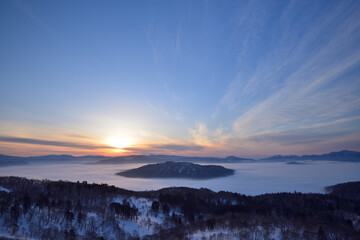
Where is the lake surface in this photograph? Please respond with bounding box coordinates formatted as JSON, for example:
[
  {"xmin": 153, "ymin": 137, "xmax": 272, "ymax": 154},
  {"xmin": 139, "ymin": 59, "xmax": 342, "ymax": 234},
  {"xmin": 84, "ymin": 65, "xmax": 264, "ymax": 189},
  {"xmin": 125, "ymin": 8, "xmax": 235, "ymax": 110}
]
[{"xmin": 0, "ymin": 161, "xmax": 359, "ymax": 195}]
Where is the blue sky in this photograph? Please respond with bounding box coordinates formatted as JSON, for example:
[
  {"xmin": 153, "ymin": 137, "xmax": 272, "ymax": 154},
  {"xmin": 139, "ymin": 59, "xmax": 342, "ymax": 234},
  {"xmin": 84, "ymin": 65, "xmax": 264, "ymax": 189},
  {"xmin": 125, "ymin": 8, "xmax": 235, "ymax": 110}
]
[{"xmin": 0, "ymin": 0, "xmax": 360, "ymax": 157}]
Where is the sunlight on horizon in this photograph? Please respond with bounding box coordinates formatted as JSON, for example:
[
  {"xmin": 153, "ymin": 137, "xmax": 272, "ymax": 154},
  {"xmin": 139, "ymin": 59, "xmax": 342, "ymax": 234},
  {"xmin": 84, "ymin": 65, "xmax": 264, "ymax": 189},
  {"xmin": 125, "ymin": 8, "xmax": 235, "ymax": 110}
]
[
  {"xmin": 0, "ymin": 0, "xmax": 359, "ymax": 157},
  {"xmin": 105, "ymin": 136, "xmax": 134, "ymax": 152}
]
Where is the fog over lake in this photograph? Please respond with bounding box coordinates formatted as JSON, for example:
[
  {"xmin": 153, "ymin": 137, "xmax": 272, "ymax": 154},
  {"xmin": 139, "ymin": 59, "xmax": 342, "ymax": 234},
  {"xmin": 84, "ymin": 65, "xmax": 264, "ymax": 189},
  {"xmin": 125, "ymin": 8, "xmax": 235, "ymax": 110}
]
[{"xmin": 0, "ymin": 161, "xmax": 359, "ymax": 195}]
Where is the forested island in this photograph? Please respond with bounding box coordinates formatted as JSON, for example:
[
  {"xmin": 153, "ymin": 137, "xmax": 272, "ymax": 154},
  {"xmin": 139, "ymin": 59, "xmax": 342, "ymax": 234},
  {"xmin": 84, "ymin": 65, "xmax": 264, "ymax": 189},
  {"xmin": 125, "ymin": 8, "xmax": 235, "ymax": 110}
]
[
  {"xmin": 0, "ymin": 177, "xmax": 359, "ymax": 239},
  {"xmin": 116, "ymin": 162, "xmax": 235, "ymax": 179}
]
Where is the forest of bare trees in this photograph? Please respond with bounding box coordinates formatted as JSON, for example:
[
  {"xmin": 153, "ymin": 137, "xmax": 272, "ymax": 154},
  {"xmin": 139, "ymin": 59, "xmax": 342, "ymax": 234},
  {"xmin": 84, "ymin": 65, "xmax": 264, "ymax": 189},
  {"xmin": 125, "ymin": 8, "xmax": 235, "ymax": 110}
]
[{"xmin": 0, "ymin": 177, "xmax": 359, "ymax": 239}]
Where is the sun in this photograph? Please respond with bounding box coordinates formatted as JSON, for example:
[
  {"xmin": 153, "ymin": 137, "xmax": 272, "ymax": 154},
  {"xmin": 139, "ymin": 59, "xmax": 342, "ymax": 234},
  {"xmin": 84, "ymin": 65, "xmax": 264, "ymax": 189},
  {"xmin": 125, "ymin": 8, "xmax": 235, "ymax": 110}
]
[{"xmin": 106, "ymin": 137, "xmax": 132, "ymax": 149}]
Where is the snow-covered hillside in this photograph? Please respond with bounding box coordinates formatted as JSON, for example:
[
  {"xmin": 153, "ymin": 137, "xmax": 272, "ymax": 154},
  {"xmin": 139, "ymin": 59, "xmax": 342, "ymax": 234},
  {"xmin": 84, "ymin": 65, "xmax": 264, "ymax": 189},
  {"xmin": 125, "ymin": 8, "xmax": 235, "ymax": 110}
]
[{"xmin": 0, "ymin": 177, "xmax": 359, "ymax": 240}]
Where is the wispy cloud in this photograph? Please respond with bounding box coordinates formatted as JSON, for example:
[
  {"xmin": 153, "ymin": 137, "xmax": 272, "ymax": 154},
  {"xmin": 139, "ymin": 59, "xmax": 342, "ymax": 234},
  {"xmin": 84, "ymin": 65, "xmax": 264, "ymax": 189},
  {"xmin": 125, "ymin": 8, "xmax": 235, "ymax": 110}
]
[
  {"xmin": 0, "ymin": 136, "xmax": 112, "ymax": 150},
  {"xmin": 153, "ymin": 143, "xmax": 203, "ymax": 151},
  {"xmin": 2, "ymin": 1, "xmax": 360, "ymax": 157},
  {"xmin": 246, "ymin": 130, "xmax": 359, "ymax": 146},
  {"xmin": 200, "ymin": 1, "xmax": 360, "ymax": 154},
  {"xmin": 12, "ymin": 0, "xmax": 62, "ymax": 39},
  {"xmin": 176, "ymin": 25, "xmax": 183, "ymax": 61},
  {"xmin": 145, "ymin": 21, "xmax": 159, "ymax": 63},
  {"xmin": 188, "ymin": 122, "xmax": 210, "ymax": 146},
  {"xmin": 145, "ymin": 101, "xmax": 171, "ymax": 119},
  {"xmin": 188, "ymin": 122, "xmax": 228, "ymax": 147},
  {"xmin": 214, "ymin": 1, "xmax": 360, "ymax": 135},
  {"xmin": 123, "ymin": 143, "xmax": 204, "ymax": 155}
]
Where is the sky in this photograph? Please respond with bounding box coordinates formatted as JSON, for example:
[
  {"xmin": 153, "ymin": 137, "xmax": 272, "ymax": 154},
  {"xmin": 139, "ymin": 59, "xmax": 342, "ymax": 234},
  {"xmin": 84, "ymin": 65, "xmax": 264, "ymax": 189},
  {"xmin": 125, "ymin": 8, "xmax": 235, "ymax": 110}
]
[{"xmin": 0, "ymin": 0, "xmax": 360, "ymax": 158}]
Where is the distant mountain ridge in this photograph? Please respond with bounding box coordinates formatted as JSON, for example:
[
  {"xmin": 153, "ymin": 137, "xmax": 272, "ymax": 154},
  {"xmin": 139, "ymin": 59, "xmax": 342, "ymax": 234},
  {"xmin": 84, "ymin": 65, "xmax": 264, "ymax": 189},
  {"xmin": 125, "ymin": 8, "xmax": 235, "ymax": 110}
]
[
  {"xmin": 96, "ymin": 154, "xmax": 253, "ymax": 164},
  {"xmin": 1, "ymin": 150, "xmax": 359, "ymax": 167},
  {"xmin": 0, "ymin": 154, "xmax": 28, "ymax": 167},
  {"xmin": 262, "ymin": 150, "xmax": 360, "ymax": 162},
  {"xmin": 0, "ymin": 154, "xmax": 110, "ymax": 167},
  {"xmin": 0, "ymin": 153, "xmax": 252, "ymax": 167}
]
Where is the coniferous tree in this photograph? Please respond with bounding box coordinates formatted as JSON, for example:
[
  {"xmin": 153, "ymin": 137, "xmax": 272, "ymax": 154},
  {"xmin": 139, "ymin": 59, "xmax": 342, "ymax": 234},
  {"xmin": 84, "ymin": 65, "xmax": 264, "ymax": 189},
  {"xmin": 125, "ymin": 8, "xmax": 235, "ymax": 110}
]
[{"xmin": 151, "ymin": 201, "xmax": 159, "ymax": 212}]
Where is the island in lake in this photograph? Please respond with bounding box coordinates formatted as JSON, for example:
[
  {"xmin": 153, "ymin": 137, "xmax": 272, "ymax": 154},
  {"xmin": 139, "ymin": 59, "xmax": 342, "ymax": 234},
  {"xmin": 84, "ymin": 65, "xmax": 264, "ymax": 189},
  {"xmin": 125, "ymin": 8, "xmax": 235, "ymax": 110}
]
[
  {"xmin": 286, "ymin": 161, "xmax": 305, "ymax": 165},
  {"xmin": 116, "ymin": 161, "xmax": 235, "ymax": 179}
]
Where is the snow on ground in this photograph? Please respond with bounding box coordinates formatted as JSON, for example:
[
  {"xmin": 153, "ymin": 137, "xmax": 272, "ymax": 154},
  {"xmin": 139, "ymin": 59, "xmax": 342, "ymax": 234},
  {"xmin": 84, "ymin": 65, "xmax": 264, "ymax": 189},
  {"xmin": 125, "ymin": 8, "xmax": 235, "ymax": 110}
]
[
  {"xmin": 343, "ymin": 213, "xmax": 360, "ymax": 231},
  {"xmin": 0, "ymin": 186, "xmax": 10, "ymax": 193},
  {"xmin": 112, "ymin": 196, "xmax": 167, "ymax": 236},
  {"xmin": 117, "ymin": 219, "xmax": 150, "ymax": 237},
  {"xmin": 188, "ymin": 226, "xmax": 282, "ymax": 240},
  {"xmin": 270, "ymin": 227, "xmax": 282, "ymax": 240},
  {"xmin": 86, "ymin": 212, "xmax": 97, "ymax": 218},
  {"xmin": 0, "ymin": 232, "xmax": 34, "ymax": 240},
  {"xmin": 189, "ymin": 228, "xmax": 239, "ymax": 240}
]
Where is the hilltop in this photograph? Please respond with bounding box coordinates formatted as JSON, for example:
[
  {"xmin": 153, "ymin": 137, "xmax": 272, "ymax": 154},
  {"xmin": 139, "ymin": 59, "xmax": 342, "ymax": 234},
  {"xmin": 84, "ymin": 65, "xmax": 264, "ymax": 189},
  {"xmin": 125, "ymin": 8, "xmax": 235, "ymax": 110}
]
[{"xmin": 116, "ymin": 161, "xmax": 235, "ymax": 179}]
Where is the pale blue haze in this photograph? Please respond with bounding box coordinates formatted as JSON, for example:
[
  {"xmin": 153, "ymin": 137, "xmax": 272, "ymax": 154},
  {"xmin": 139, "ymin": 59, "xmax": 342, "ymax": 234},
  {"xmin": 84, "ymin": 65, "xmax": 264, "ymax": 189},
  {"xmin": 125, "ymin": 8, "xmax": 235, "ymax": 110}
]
[{"xmin": 0, "ymin": 161, "xmax": 359, "ymax": 195}]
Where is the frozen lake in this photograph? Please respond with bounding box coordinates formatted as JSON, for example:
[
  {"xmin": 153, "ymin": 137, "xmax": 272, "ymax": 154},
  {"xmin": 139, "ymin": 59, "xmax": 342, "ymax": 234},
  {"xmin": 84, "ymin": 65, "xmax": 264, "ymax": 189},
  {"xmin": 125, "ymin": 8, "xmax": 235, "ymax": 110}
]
[{"xmin": 0, "ymin": 161, "xmax": 359, "ymax": 195}]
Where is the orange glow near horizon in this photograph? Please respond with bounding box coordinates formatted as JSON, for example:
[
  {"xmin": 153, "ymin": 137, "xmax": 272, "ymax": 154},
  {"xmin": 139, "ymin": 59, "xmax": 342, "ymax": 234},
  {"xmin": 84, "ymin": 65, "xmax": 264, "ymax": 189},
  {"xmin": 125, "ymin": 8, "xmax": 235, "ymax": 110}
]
[
  {"xmin": 105, "ymin": 136, "xmax": 134, "ymax": 153},
  {"xmin": 106, "ymin": 137, "xmax": 131, "ymax": 148}
]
